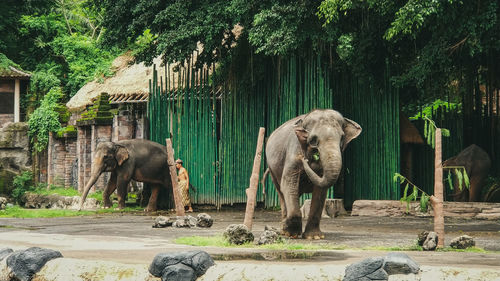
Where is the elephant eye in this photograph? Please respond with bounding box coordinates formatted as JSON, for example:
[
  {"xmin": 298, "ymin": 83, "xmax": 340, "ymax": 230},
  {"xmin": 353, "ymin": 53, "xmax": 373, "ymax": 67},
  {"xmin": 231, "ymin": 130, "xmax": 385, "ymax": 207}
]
[{"xmin": 309, "ymin": 135, "xmax": 319, "ymax": 146}]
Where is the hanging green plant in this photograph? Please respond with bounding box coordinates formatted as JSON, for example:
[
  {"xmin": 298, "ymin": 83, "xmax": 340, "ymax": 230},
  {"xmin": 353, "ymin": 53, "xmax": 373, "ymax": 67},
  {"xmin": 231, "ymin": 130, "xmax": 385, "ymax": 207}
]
[{"xmin": 394, "ymin": 173, "xmax": 430, "ymax": 213}]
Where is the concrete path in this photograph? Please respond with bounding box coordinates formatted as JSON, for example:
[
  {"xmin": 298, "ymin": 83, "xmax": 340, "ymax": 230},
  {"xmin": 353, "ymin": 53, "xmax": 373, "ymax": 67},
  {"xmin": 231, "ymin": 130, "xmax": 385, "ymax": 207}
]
[{"xmin": 1, "ymin": 210, "xmax": 499, "ymax": 280}]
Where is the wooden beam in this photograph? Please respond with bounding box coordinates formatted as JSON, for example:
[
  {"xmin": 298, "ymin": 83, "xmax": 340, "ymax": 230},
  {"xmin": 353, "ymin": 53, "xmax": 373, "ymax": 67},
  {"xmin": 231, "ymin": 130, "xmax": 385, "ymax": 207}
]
[
  {"xmin": 166, "ymin": 138, "xmax": 185, "ymax": 216},
  {"xmin": 243, "ymin": 127, "xmax": 266, "ymax": 230}
]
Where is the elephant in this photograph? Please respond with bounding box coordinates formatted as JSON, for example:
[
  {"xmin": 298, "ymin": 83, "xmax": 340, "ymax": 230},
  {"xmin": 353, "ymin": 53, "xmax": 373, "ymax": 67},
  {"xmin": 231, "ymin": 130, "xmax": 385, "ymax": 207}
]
[
  {"xmin": 265, "ymin": 109, "xmax": 361, "ymax": 239},
  {"xmin": 442, "ymin": 144, "xmax": 491, "ymax": 202},
  {"xmin": 79, "ymin": 139, "xmax": 172, "ymax": 211}
]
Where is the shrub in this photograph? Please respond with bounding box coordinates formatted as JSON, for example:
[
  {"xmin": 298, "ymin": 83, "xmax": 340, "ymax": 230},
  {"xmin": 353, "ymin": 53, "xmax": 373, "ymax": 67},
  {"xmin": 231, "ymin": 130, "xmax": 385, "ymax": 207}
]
[{"xmin": 11, "ymin": 171, "xmax": 34, "ymax": 204}]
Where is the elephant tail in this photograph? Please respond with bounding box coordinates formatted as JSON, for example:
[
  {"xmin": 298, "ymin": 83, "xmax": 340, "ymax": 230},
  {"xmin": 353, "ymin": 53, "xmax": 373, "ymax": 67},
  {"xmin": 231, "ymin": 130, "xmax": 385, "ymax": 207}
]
[{"xmin": 260, "ymin": 168, "xmax": 270, "ymax": 195}]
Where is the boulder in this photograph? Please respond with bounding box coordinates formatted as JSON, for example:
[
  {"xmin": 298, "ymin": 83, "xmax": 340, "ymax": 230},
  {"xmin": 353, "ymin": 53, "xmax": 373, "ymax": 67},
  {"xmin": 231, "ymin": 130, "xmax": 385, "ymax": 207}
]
[
  {"xmin": 173, "ymin": 215, "xmax": 198, "ymax": 228},
  {"xmin": 22, "ymin": 193, "xmax": 99, "ymax": 210},
  {"xmin": 223, "ymin": 224, "xmax": 254, "ymax": 245},
  {"xmin": 149, "ymin": 251, "xmax": 214, "ymax": 281},
  {"xmin": 450, "ymin": 235, "xmax": 475, "ymax": 249},
  {"xmin": 196, "ymin": 213, "xmax": 213, "ymax": 228},
  {"xmin": 257, "ymin": 229, "xmax": 281, "ymax": 245},
  {"xmin": 0, "ymin": 248, "xmax": 13, "ymax": 261},
  {"xmin": 6, "ymin": 247, "xmax": 63, "ymax": 281},
  {"xmin": 422, "ymin": 231, "xmax": 438, "ymax": 251},
  {"xmin": 0, "ymin": 197, "xmax": 7, "ymax": 210},
  {"xmin": 343, "ymin": 252, "xmax": 420, "ymax": 281},
  {"xmin": 153, "ymin": 216, "xmax": 176, "ymax": 228},
  {"xmin": 417, "ymin": 230, "xmax": 429, "ymax": 246},
  {"xmin": 0, "ymin": 123, "xmax": 31, "ymax": 196}
]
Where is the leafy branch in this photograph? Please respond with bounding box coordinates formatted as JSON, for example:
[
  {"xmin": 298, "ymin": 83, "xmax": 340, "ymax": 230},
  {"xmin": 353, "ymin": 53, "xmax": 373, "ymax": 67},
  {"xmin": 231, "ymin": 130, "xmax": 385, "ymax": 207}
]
[
  {"xmin": 422, "ymin": 115, "xmax": 449, "ymax": 149},
  {"xmin": 443, "ymin": 166, "xmax": 470, "ymax": 192},
  {"xmin": 393, "ymin": 173, "xmax": 430, "ymax": 213}
]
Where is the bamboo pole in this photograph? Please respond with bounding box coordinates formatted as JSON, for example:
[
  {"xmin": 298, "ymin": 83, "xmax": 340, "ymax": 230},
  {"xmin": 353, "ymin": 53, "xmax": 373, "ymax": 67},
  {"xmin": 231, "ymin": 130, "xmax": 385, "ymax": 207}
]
[
  {"xmin": 243, "ymin": 127, "xmax": 266, "ymax": 230},
  {"xmin": 430, "ymin": 128, "xmax": 444, "ymax": 248},
  {"xmin": 166, "ymin": 138, "xmax": 185, "ymax": 216}
]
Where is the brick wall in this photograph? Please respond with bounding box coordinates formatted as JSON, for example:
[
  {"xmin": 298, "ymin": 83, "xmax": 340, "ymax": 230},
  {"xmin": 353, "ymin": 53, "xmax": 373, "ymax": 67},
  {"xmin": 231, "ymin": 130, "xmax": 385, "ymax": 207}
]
[{"xmin": 47, "ymin": 135, "xmax": 77, "ymax": 187}]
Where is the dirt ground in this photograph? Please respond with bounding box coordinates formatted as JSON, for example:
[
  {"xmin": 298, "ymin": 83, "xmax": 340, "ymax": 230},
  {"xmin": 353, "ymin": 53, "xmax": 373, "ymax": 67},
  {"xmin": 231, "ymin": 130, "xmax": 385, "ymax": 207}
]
[{"xmin": 1, "ymin": 209, "xmax": 499, "ymax": 269}]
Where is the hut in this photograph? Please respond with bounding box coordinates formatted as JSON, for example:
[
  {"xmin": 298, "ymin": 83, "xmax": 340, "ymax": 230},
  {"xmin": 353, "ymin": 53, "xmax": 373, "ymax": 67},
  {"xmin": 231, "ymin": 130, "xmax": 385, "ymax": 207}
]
[
  {"xmin": 399, "ymin": 113, "xmax": 425, "ymax": 182},
  {"xmin": 0, "ymin": 54, "xmax": 30, "ymax": 127}
]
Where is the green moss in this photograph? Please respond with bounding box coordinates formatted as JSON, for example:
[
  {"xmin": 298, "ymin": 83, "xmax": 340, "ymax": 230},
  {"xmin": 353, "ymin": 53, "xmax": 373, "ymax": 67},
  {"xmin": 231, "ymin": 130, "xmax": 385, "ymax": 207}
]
[
  {"xmin": 55, "ymin": 125, "xmax": 77, "ymax": 138},
  {"xmin": 77, "ymin": 93, "xmax": 114, "ymax": 125},
  {"xmin": 0, "ymin": 53, "xmax": 27, "ymax": 76},
  {"xmin": 53, "ymin": 104, "xmax": 71, "ymax": 123}
]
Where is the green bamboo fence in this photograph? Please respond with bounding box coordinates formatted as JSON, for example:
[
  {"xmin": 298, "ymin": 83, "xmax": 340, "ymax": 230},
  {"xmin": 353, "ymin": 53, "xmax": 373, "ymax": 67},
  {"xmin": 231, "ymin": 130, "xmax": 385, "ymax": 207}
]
[{"xmin": 149, "ymin": 55, "xmax": 401, "ymax": 209}]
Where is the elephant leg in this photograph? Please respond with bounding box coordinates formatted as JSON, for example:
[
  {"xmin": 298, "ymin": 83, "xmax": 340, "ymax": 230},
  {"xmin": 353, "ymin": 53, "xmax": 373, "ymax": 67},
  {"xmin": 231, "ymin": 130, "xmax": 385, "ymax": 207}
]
[
  {"xmin": 103, "ymin": 172, "xmax": 117, "ymax": 208},
  {"xmin": 281, "ymin": 168, "xmax": 302, "ymax": 238},
  {"xmin": 115, "ymin": 173, "xmax": 131, "ymax": 209},
  {"xmin": 469, "ymin": 177, "xmax": 482, "ymax": 202},
  {"xmin": 145, "ymin": 184, "xmax": 160, "ymax": 212},
  {"xmin": 270, "ymin": 171, "xmax": 287, "ymax": 221},
  {"xmin": 303, "ymin": 187, "xmax": 327, "ymax": 239}
]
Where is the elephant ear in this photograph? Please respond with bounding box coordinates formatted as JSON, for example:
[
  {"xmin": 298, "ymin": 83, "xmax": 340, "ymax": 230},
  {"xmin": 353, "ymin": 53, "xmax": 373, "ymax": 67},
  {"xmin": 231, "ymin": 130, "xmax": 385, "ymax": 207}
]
[
  {"xmin": 294, "ymin": 119, "xmax": 309, "ymax": 147},
  {"xmin": 342, "ymin": 118, "xmax": 362, "ymax": 152},
  {"xmin": 115, "ymin": 145, "xmax": 129, "ymax": 166}
]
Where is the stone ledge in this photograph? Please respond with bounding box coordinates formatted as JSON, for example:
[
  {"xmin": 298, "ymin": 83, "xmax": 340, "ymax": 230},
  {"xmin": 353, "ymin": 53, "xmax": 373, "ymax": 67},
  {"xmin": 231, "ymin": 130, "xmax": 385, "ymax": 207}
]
[{"xmin": 351, "ymin": 200, "xmax": 500, "ymax": 220}]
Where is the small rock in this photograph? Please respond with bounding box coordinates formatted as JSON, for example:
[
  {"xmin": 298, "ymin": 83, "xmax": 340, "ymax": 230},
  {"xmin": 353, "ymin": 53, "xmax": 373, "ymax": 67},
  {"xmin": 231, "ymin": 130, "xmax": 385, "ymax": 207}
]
[
  {"xmin": 161, "ymin": 263, "xmax": 196, "ymax": 281},
  {"xmin": 0, "ymin": 197, "xmax": 7, "ymax": 210},
  {"xmin": 6, "ymin": 247, "xmax": 63, "ymax": 281},
  {"xmin": 417, "ymin": 230, "xmax": 429, "ymax": 246},
  {"xmin": 257, "ymin": 230, "xmax": 281, "ymax": 245},
  {"xmin": 173, "ymin": 215, "xmax": 197, "ymax": 228},
  {"xmin": 196, "ymin": 213, "xmax": 213, "ymax": 228},
  {"xmin": 0, "ymin": 248, "xmax": 13, "ymax": 261},
  {"xmin": 223, "ymin": 224, "xmax": 254, "ymax": 245},
  {"xmin": 450, "ymin": 235, "xmax": 475, "ymax": 249},
  {"xmin": 264, "ymin": 225, "xmax": 279, "ymax": 232},
  {"xmin": 422, "ymin": 231, "xmax": 438, "ymax": 251},
  {"xmin": 153, "ymin": 216, "xmax": 176, "ymax": 228}
]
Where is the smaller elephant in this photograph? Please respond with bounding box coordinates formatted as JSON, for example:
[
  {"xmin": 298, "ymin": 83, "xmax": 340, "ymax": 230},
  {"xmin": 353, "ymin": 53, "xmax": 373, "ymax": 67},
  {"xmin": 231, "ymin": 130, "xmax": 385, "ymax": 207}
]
[
  {"xmin": 79, "ymin": 139, "xmax": 172, "ymax": 211},
  {"xmin": 443, "ymin": 144, "xmax": 491, "ymax": 202}
]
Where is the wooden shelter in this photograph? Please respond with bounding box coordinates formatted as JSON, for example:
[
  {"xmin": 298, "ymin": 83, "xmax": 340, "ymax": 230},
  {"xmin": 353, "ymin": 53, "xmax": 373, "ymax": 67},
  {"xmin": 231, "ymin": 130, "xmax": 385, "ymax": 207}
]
[{"xmin": 0, "ymin": 54, "xmax": 30, "ymax": 127}]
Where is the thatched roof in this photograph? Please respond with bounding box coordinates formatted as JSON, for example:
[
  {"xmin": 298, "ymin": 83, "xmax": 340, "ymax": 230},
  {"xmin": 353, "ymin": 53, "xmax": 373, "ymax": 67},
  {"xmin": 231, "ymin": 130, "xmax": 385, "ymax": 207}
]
[
  {"xmin": 67, "ymin": 54, "xmax": 164, "ymax": 111},
  {"xmin": 400, "ymin": 113, "xmax": 424, "ymax": 145},
  {"xmin": 0, "ymin": 53, "xmax": 31, "ymax": 79}
]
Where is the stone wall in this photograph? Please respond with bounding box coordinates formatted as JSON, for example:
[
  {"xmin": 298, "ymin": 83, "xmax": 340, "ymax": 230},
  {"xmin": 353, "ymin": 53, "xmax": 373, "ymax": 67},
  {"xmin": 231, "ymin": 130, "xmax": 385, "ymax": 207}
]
[
  {"xmin": 0, "ymin": 122, "xmax": 31, "ymax": 196},
  {"xmin": 0, "ymin": 114, "xmax": 14, "ymax": 127}
]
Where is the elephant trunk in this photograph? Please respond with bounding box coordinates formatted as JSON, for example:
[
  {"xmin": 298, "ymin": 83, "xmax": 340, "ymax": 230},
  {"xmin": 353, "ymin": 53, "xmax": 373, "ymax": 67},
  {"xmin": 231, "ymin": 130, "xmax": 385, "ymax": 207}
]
[
  {"xmin": 79, "ymin": 160, "xmax": 104, "ymax": 210},
  {"xmin": 302, "ymin": 144, "xmax": 342, "ymax": 189}
]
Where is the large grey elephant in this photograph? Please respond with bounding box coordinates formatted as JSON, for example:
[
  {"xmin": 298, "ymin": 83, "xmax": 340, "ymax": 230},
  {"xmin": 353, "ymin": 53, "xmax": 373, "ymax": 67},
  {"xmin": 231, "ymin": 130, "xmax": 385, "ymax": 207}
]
[
  {"xmin": 79, "ymin": 139, "xmax": 172, "ymax": 211},
  {"xmin": 265, "ymin": 109, "xmax": 361, "ymax": 239},
  {"xmin": 443, "ymin": 144, "xmax": 491, "ymax": 202}
]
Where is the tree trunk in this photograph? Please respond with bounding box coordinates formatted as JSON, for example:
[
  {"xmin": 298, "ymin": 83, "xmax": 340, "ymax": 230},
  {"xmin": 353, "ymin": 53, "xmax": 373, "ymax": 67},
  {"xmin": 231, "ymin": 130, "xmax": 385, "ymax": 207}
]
[
  {"xmin": 166, "ymin": 138, "xmax": 185, "ymax": 216},
  {"xmin": 431, "ymin": 128, "xmax": 445, "ymax": 248},
  {"xmin": 243, "ymin": 127, "xmax": 265, "ymax": 230}
]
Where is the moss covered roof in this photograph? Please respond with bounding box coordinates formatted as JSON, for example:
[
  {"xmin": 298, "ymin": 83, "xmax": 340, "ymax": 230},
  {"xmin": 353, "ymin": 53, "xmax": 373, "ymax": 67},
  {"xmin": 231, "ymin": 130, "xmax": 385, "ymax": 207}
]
[{"xmin": 0, "ymin": 53, "xmax": 31, "ymax": 79}]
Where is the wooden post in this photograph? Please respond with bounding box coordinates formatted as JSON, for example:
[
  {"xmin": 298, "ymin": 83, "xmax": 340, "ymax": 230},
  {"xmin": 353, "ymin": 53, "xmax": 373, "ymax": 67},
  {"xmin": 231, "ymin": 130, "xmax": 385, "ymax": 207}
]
[
  {"xmin": 243, "ymin": 127, "xmax": 266, "ymax": 230},
  {"xmin": 47, "ymin": 132, "xmax": 53, "ymax": 188},
  {"xmin": 166, "ymin": 138, "xmax": 185, "ymax": 216},
  {"xmin": 430, "ymin": 128, "xmax": 444, "ymax": 248}
]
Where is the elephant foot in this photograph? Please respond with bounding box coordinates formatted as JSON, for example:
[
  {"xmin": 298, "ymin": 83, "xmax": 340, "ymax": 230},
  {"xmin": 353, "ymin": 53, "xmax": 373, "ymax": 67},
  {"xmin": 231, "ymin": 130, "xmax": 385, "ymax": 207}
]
[
  {"xmin": 302, "ymin": 230, "xmax": 325, "ymax": 240},
  {"xmin": 281, "ymin": 216, "xmax": 302, "ymax": 238}
]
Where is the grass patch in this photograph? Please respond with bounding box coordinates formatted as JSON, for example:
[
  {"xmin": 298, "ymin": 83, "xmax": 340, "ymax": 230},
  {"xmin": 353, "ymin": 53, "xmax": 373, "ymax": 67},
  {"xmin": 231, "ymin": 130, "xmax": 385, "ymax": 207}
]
[
  {"xmin": 174, "ymin": 235, "xmax": 347, "ymax": 250},
  {"xmin": 438, "ymin": 246, "xmax": 487, "ymax": 253},
  {"xmin": 0, "ymin": 205, "xmax": 143, "ymax": 218},
  {"xmin": 29, "ymin": 186, "xmax": 103, "ymax": 201}
]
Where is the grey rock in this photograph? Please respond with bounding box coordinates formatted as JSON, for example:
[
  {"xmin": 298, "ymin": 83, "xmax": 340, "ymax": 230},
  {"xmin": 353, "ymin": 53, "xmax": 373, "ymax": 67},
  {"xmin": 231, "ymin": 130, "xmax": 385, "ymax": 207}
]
[
  {"xmin": 264, "ymin": 225, "xmax": 279, "ymax": 232},
  {"xmin": 422, "ymin": 231, "xmax": 438, "ymax": 251},
  {"xmin": 383, "ymin": 252, "xmax": 420, "ymax": 275},
  {"xmin": 161, "ymin": 263, "xmax": 196, "ymax": 281},
  {"xmin": 149, "ymin": 250, "xmax": 214, "ymax": 281},
  {"xmin": 0, "ymin": 248, "xmax": 13, "ymax": 261},
  {"xmin": 196, "ymin": 213, "xmax": 213, "ymax": 228},
  {"xmin": 417, "ymin": 230, "xmax": 429, "ymax": 246},
  {"xmin": 223, "ymin": 224, "xmax": 254, "ymax": 245},
  {"xmin": 257, "ymin": 230, "xmax": 281, "ymax": 245},
  {"xmin": 0, "ymin": 197, "xmax": 7, "ymax": 210},
  {"xmin": 450, "ymin": 235, "xmax": 475, "ymax": 249},
  {"xmin": 343, "ymin": 257, "xmax": 385, "ymax": 281},
  {"xmin": 173, "ymin": 215, "xmax": 198, "ymax": 228},
  {"xmin": 153, "ymin": 216, "xmax": 176, "ymax": 228},
  {"xmin": 6, "ymin": 247, "xmax": 63, "ymax": 281}
]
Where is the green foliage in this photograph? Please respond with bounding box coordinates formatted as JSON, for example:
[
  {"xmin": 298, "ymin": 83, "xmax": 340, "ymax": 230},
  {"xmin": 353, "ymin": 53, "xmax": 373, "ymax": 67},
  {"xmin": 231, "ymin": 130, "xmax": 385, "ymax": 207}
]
[
  {"xmin": 409, "ymin": 99, "xmax": 461, "ymax": 120},
  {"xmin": 56, "ymin": 125, "xmax": 77, "ymax": 138},
  {"xmin": 422, "ymin": 116, "xmax": 449, "ymax": 149},
  {"xmin": 28, "ymin": 88, "xmax": 63, "ymax": 152},
  {"xmin": 0, "ymin": 204, "xmax": 143, "ymax": 218},
  {"xmin": 444, "ymin": 167, "xmax": 470, "ymax": 192},
  {"xmin": 394, "ymin": 173, "xmax": 429, "ymax": 213},
  {"xmin": 11, "ymin": 171, "xmax": 34, "ymax": 204}
]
